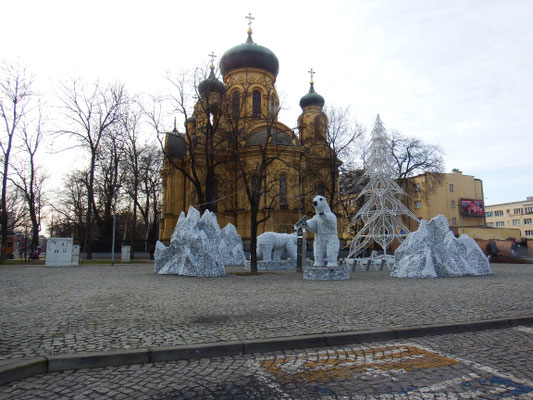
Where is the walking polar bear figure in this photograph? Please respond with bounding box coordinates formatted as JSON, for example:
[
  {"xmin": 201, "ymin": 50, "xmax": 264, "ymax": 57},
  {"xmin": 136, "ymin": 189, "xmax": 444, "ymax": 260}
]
[
  {"xmin": 257, "ymin": 232, "xmax": 297, "ymax": 261},
  {"xmin": 305, "ymin": 195, "xmax": 339, "ymax": 267}
]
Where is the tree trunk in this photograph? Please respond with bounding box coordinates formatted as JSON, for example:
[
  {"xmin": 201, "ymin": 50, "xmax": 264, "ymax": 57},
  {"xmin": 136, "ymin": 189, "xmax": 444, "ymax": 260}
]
[
  {"xmin": 249, "ymin": 206, "xmax": 258, "ymax": 274},
  {"xmin": 131, "ymin": 187, "xmax": 137, "ymax": 259},
  {"xmin": 85, "ymin": 158, "xmax": 95, "ymax": 259},
  {"xmin": 0, "ymin": 134, "xmax": 14, "ymax": 263}
]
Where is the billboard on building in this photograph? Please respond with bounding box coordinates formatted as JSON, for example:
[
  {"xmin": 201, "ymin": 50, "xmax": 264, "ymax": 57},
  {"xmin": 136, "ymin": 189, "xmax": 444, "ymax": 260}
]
[{"xmin": 460, "ymin": 199, "xmax": 484, "ymax": 217}]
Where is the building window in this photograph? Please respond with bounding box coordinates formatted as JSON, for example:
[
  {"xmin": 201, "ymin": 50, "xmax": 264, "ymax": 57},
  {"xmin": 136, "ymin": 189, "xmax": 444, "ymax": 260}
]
[
  {"xmin": 252, "ymin": 90, "xmax": 261, "ymax": 118},
  {"xmin": 415, "ymin": 201, "xmax": 422, "ymax": 209},
  {"xmin": 514, "ymin": 208, "xmax": 523, "ymax": 214},
  {"xmin": 449, "ymin": 184, "xmax": 454, "ymax": 192},
  {"xmin": 450, "ymin": 200, "xmax": 455, "ymax": 208},
  {"xmin": 525, "ymin": 207, "xmax": 533, "ymax": 214},
  {"xmin": 270, "ymin": 96, "xmax": 275, "ymax": 116},
  {"xmin": 495, "ymin": 221, "xmax": 505, "ymax": 227},
  {"xmin": 494, "ymin": 210, "xmax": 503, "ymax": 217},
  {"xmin": 414, "ymin": 184, "xmax": 421, "ymax": 192},
  {"xmin": 486, "ymin": 211, "xmax": 493, "ymax": 217},
  {"xmin": 279, "ymin": 174, "xmax": 287, "ymax": 209},
  {"xmin": 524, "ymin": 218, "xmax": 532, "ymax": 225},
  {"xmin": 487, "ymin": 222, "xmax": 494, "ymax": 227},
  {"xmin": 232, "ymin": 91, "xmax": 240, "ymax": 119},
  {"xmin": 512, "ymin": 219, "xmax": 520, "ymax": 226},
  {"xmin": 525, "ymin": 230, "xmax": 533, "ymax": 236},
  {"xmin": 451, "ymin": 217, "xmax": 457, "ymax": 225}
]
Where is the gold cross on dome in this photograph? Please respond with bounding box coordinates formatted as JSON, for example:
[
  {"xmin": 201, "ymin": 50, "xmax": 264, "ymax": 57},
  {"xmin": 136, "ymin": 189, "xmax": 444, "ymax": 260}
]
[
  {"xmin": 245, "ymin": 13, "xmax": 255, "ymax": 32},
  {"xmin": 308, "ymin": 68, "xmax": 315, "ymax": 84},
  {"xmin": 208, "ymin": 52, "xmax": 217, "ymax": 68}
]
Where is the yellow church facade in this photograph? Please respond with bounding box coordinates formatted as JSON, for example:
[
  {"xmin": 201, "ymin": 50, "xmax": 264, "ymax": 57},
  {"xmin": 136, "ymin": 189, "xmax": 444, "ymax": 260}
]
[{"xmin": 159, "ymin": 26, "xmax": 337, "ymax": 243}]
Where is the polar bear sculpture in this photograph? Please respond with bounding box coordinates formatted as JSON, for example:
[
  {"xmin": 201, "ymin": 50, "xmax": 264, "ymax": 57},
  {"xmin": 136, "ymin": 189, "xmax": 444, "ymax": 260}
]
[
  {"xmin": 257, "ymin": 232, "xmax": 297, "ymax": 261},
  {"xmin": 305, "ymin": 195, "xmax": 340, "ymax": 267}
]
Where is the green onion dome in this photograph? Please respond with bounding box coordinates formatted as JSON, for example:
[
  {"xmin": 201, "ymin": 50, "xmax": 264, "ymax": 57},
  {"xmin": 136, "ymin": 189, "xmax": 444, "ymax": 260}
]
[
  {"xmin": 299, "ymin": 82, "xmax": 325, "ymax": 110},
  {"xmin": 166, "ymin": 131, "xmax": 187, "ymax": 159},
  {"xmin": 198, "ymin": 67, "xmax": 226, "ymax": 96},
  {"xmin": 220, "ymin": 32, "xmax": 279, "ymax": 78}
]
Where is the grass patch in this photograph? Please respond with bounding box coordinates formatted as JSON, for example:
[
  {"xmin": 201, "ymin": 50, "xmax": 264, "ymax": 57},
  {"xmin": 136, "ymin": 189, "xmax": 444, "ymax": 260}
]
[{"xmin": 0, "ymin": 259, "xmax": 44, "ymax": 265}]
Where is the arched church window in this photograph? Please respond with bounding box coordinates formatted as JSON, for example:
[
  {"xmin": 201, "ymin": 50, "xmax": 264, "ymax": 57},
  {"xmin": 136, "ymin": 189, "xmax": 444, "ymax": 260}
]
[
  {"xmin": 317, "ymin": 183, "xmax": 325, "ymax": 196},
  {"xmin": 253, "ymin": 90, "xmax": 261, "ymax": 118},
  {"xmin": 232, "ymin": 91, "xmax": 240, "ymax": 119},
  {"xmin": 279, "ymin": 174, "xmax": 287, "ymax": 209},
  {"xmin": 270, "ymin": 96, "xmax": 275, "ymax": 116}
]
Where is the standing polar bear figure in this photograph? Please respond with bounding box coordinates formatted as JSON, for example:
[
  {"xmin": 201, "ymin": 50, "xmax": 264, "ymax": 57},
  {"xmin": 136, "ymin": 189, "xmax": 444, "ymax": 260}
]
[
  {"xmin": 257, "ymin": 232, "xmax": 297, "ymax": 261},
  {"xmin": 305, "ymin": 195, "xmax": 340, "ymax": 267}
]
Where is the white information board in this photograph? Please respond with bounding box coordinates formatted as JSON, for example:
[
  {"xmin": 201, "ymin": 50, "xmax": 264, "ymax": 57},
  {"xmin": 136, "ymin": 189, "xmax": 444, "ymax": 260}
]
[
  {"xmin": 121, "ymin": 245, "xmax": 131, "ymax": 262},
  {"xmin": 71, "ymin": 244, "xmax": 80, "ymax": 266},
  {"xmin": 45, "ymin": 238, "xmax": 74, "ymax": 267}
]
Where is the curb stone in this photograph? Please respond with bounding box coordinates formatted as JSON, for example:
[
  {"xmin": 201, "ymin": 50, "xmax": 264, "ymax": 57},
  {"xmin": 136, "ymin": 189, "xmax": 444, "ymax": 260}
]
[
  {"xmin": 242, "ymin": 334, "xmax": 327, "ymax": 354},
  {"xmin": 149, "ymin": 341, "xmax": 243, "ymax": 363},
  {"xmin": 47, "ymin": 348, "xmax": 150, "ymax": 372},
  {"xmin": 1, "ymin": 315, "xmax": 532, "ymax": 385},
  {"xmin": 324, "ymin": 329, "xmax": 396, "ymax": 346},
  {"xmin": 0, "ymin": 358, "xmax": 47, "ymax": 386},
  {"xmin": 455, "ymin": 318, "xmax": 511, "ymax": 333}
]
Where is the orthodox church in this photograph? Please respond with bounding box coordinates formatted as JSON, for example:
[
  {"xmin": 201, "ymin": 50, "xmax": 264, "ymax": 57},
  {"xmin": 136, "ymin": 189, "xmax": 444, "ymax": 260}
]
[{"xmin": 159, "ymin": 20, "xmax": 338, "ymax": 243}]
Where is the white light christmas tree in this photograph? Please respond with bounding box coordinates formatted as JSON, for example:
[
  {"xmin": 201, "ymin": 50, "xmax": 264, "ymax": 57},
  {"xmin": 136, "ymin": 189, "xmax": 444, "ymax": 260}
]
[{"xmin": 348, "ymin": 115, "xmax": 419, "ymax": 258}]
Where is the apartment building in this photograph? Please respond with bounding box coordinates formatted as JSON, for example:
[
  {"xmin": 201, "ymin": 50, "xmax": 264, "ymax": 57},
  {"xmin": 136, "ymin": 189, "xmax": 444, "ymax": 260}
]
[
  {"xmin": 485, "ymin": 197, "xmax": 533, "ymax": 238},
  {"xmin": 406, "ymin": 169, "xmax": 485, "ymax": 231}
]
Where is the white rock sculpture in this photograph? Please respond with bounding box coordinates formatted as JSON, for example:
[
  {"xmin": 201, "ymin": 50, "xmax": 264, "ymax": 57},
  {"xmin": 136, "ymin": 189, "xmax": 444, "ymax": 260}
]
[
  {"xmin": 154, "ymin": 206, "xmax": 245, "ymax": 277},
  {"xmin": 154, "ymin": 241, "xmax": 171, "ymax": 274},
  {"xmin": 392, "ymin": 215, "xmax": 492, "ymax": 278},
  {"xmin": 305, "ymin": 195, "xmax": 340, "ymax": 267},
  {"xmin": 257, "ymin": 232, "xmax": 297, "ymax": 261},
  {"xmin": 220, "ymin": 223, "xmax": 246, "ymax": 266}
]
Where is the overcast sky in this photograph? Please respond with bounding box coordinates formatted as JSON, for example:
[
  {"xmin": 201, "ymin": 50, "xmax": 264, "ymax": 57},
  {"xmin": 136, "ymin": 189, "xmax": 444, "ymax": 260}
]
[{"xmin": 2, "ymin": 0, "xmax": 532, "ymax": 206}]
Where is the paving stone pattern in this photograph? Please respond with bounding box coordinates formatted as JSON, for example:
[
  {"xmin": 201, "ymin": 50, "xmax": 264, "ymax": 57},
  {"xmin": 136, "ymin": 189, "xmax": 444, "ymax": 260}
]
[
  {"xmin": 1, "ymin": 263, "xmax": 532, "ymax": 361},
  {"xmin": 2, "ymin": 327, "xmax": 533, "ymax": 398}
]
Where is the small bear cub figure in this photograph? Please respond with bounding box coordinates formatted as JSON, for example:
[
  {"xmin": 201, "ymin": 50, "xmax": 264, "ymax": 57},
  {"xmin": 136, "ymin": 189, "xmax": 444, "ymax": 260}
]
[{"xmin": 305, "ymin": 195, "xmax": 340, "ymax": 267}]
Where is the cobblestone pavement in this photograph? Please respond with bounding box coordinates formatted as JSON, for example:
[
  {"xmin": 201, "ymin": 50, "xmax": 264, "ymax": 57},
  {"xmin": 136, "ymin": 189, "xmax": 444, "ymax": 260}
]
[
  {"xmin": 1, "ymin": 263, "xmax": 532, "ymax": 360},
  {"xmin": 2, "ymin": 327, "xmax": 533, "ymax": 398}
]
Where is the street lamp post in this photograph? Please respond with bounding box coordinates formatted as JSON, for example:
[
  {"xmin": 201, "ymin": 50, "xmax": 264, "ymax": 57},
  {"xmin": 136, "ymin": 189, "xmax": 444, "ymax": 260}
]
[{"xmin": 111, "ymin": 189, "xmax": 118, "ymax": 266}]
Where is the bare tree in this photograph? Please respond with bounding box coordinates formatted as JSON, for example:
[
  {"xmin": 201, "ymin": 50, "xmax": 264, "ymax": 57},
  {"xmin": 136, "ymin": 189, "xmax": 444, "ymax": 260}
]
[
  {"xmin": 122, "ymin": 104, "xmax": 162, "ymax": 254},
  {"xmin": 389, "ymin": 130, "xmax": 444, "ymax": 196},
  {"xmin": 11, "ymin": 114, "xmax": 47, "ymax": 252},
  {"xmin": 137, "ymin": 144, "xmax": 162, "ymax": 248},
  {"xmin": 92, "ymin": 124, "xmax": 125, "ymax": 241},
  {"xmin": 145, "ymin": 67, "xmax": 229, "ymax": 214},
  {"xmin": 51, "ymin": 170, "xmax": 88, "ymax": 239},
  {"xmin": 223, "ymin": 82, "xmax": 294, "ymax": 273},
  {"xmin": 57, "ymin": 79, "xmax": 127, "ymax": 258},
  {"xmin": 121, "ymin": 106, "xmax": 142, "ymax": 257},
  {"xmin": 299, "ymin": 105, "xmax": 364, "ymax": 211},
  {"xmin": 0, "ymin": 61, "xmax": 34, "ymax": 261}
]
